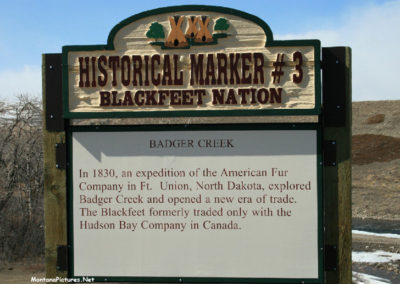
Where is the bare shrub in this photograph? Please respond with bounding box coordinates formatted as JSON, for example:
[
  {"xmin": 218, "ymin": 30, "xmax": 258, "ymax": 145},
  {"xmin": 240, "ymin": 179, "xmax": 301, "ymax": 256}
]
[{"xmin": 0, "ymin": 95, "xmax": 43, "ymax": 262}]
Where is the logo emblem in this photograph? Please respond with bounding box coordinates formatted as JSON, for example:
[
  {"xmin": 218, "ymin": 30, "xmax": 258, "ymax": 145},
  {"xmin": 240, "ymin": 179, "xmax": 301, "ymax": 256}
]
[{"xmin": 146, "ymin": 16, "xmax": 230, "ymax": 49}]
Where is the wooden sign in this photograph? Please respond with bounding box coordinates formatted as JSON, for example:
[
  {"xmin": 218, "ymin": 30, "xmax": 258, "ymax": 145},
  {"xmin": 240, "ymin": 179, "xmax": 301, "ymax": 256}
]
[
  {"xmin": 62, "ymin": 6, "xmax": 321, "ymax": 118},
  {"xmin": 44, "ymin": 5, "xmax": 353, "ymax": 284}
]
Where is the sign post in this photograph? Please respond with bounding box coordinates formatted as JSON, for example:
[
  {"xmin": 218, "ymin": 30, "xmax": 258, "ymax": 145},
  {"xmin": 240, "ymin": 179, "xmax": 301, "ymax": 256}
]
[{"xmin": 43, "ymin": 5, "xmax": 351, "ymax": 283}]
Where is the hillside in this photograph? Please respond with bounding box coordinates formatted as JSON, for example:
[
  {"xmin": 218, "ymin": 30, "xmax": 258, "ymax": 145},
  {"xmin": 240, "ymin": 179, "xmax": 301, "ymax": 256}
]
[
  {"xmin": 351, "ymin": 100, "xmax": 400, "ymax": 282},
  {"xmin": 352, "ymin": 100, "xmax": 400, "ymax": 221}
]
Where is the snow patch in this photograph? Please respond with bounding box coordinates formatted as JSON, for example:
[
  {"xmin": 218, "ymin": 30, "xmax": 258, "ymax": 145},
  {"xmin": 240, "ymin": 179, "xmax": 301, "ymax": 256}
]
[
  {"xmin": 353, "ymin": 229, "xmax": 400, "ymax": 239},
  {"xmin": 352, "ymin": 271, "xmax": 391, "ymax": 283},
  {"xmin": 353, "ymin": 250, "xmax": 400, "ymax": 263}
]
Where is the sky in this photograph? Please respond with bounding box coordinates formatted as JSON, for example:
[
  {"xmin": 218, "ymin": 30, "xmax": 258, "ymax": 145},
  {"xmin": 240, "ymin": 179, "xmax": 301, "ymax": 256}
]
[{"xmin": 0, "ymin": 0, "xmax": 399, "ymax": 102}]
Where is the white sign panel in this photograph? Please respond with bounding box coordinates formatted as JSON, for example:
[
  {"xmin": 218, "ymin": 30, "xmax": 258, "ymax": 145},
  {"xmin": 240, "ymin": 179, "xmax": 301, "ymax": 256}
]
[{"xmin": 71, "ymin": 128, "xmax": 320, "ymax": 279}]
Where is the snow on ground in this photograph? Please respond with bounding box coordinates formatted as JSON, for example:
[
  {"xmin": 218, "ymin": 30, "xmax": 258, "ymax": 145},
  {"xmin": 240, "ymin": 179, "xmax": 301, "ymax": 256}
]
[
  {"xmin": 353, "ymin": 250, "xmax": 400, "ymax": 263},
  {"xmin": 352, "ymin": 272, "xmax": 391, "ymax": 283},
  {"xmin": 352, "ymin": 230, "xmax": 400, "ymax": 283},
  {"xmin": 353, "ymin": 230, "xmax": 400, "ymax": 263},
  {"xmin": 353, "ymin": 230, "xmax": 400, "ymax": 239}
]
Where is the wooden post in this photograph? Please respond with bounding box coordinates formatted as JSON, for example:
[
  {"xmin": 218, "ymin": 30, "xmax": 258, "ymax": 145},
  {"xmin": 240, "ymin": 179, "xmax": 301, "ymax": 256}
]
[
  {"xmin": 322, "ymin": 47, "xmax": 352, "ymax": 283},
  {"xmin": 42, "ymin": 54, "xmax": 68, "ymax": 279}
]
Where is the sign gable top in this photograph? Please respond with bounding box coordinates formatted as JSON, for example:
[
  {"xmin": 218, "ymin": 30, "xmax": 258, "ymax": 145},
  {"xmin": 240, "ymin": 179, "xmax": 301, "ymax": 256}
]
[{"xmin": 106, "ymin": 5, "xmax": 274, "ymax": 51}]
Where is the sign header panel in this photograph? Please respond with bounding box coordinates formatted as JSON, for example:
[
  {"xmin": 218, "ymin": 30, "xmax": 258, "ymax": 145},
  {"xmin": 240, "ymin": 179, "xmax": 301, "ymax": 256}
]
[{"xmin": 63, "ymin": 6, "xmax": 321, "ymax": 118}]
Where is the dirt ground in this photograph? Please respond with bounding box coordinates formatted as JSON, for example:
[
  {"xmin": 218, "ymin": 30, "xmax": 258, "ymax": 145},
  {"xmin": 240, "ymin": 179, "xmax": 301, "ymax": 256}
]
[
  {"xmin": 0, "ymin": 260, "xmax": 44, "ymax": 283},
  {"xmin": 1, "ymin": 100, "xmax": 400, "ymax": 283},
  {"xmin": 352, "ymin": 101, "xmax": 400, "ymax": 221}
]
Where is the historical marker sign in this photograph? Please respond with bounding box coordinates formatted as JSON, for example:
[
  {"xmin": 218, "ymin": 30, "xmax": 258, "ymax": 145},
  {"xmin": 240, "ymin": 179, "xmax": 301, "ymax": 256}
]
[
  {"xmin": 44, "ymin": 4, "xmax": 353, "ymax": 283},
  {"xmin": 40, "ymin": 5, "xmax": 349, "ymax": 283},
  {"xmin": 62, "ymin": 6, "xmax": 320, "ymax": 118}
]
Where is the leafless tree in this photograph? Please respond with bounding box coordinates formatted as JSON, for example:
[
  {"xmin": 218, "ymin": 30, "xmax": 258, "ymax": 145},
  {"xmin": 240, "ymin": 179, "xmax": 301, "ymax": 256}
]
[{"xmin": 0, "ymin": 95, "xmax": 44, "ymax": 262}]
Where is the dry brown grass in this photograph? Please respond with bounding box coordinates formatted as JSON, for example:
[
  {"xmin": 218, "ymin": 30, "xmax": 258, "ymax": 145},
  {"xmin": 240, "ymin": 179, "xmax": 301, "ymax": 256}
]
[
  {"xmin": 366, "ymin": 114, "xmax": 385, "ymax": 124},
  {"xmin": 352, "ymin": 134, "xmax": 400, "ymax": 165}
]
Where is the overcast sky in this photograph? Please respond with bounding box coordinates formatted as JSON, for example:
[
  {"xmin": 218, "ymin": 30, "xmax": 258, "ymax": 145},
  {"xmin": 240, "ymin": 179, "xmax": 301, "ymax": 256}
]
[{"xmin": 0, "ymin": 0, "xmax": 399, "ymax": 101}]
